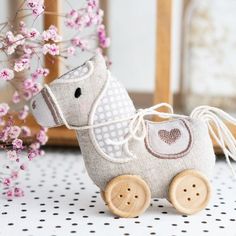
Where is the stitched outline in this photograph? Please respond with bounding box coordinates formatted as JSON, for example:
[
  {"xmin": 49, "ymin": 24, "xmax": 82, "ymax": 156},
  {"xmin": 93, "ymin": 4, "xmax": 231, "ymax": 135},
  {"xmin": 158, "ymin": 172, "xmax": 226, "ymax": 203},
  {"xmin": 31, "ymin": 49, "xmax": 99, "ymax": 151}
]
[
  {"xmin": 41, "ymin": 88, "xmax": 62, "ymax": 125},
  {"xmin": 144, "ymin": 119, "xmax": 193, "ymax": 159},
  {"xmin": 52, "ymin": 61, "xmax": 94, "ymax": 84}
]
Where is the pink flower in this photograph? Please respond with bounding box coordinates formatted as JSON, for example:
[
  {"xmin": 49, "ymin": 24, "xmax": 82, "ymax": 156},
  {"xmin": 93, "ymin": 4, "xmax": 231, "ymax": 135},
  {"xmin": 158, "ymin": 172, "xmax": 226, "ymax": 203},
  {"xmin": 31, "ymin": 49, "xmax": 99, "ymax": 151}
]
[
  {"xmin": 21, "ymin": 126, "xmax": 31, "ymax": 137},
  {"xmin": 98, "ymin": 24, "xmax": 110, "ymax": 48},
  {"xmin": 5, "ymin": 32, "xmax": 25, "ymax": 55},
  {"xmin": 5, "ymin": 31, "xmax": 16, "ymax": 54},
  {"xmin": 23, "ymin": 90, "xmax": 32, "ymax": 101},
  {"xmin": 12, "ymin": 91, "xmax": 20, "ymax": 104},
  {"xmin": 9, "ymin": 126, "xmax": 21, "ymax": 139},
  {"xmin": 11, "ymin": 171, "xmax": 18, "ymax": 179},
  {"xmin": 0, "ymin": 103, "xmax": 9, "ymax": 117},
  {"xmin": 6, "ymin": 190, "xmax": 13, "ymax": 198},
  {"xmin": 87, "ymin": 8, "xmax": 103, "ymax": 26},
  {"xmin": 41, "ymin": 127, "xmax": 48, "ymax": 132},
  {"xmin": 27, "ymin": 28, "xmax": 39, "ymax": 39},
  {"xmin": 42, "ymin": 68, "xmax": 49, "ymax": 76},
  {"xmin": 31, "ymin": 83, "xmax": 42, "ymax": 96},
  {"xmin": 14, "ymin": 58, "xmax": 30, "ymax": 72},
  {"xmin": 14, "ymin": 34, "xmax": 25, "ymax": 46},
  {"xmin": 23, "ymin": 46, "xmax": 33, "ymax": 55},
  {"xmin": 42, "ymin": 25, "xmax": 62, "ymax": 42},
  {"xmin": 0, "ymin": 127, "xmax": 10, "ymax": 142},
  {"xmin": 67, "ymin": 46, "xmax": 75, "ymax": 55},
  {"xmin": 3, "ymin": 178, "xmax": 11, "ymax": 186},
  {"xmin": 7, "ymin": 150, "xmax": 18, "ymax": 160},
  {"xmin": 28, "ymin": 147, "xmax": 40, "ymax": 160},
  {"xmin": 5, "ymin": 31, "xmax": 15, "ymax": 44},
  {"xmin": 87, "ymin": 0, "xmax": 99, "ymax": 9},
  {"xmin": 23, "ymin": 78, "xmax": 34, "ymax": 89},
  {"xmin": 32, "ymin": 68, "xmax": 49, "ymax": 80},
  {"xmin": 29, "ymin": 142, "xmax": 40, "ymax": 150},
  {"xmin": 68, "ymin": 9, "xmax": 78, "ymax": 17},
  {"xmin": 14, "ymin": 187, "xmax": 24, "ymax": 197},
  {"xmin": 36, "ymin": 130, "xmax": 48, "ymax": 145},
  {"xmin": 0, "ymin": 68, "xmax": 14, "ymax": 81},
  {"xmin": 42, "ymin": 43, "xmax": 59, "ymax": 56},
  {"xmin": 18, "ymin": 105, "xmax": 29, "ymax": 120},
  {"xmin": 20, "ymin": 164, "xmax": 26, "ymax": 170},
  {"xmin": 65, "ymin": 18, "xmax": 75, "ymax": 28},
  {"xmin": 26, "ymin": 0, "xmax": 44, "ymax": 17},
  {"xmin": 65, "ymin": 5, "xmax": 103, "ymax": 31},
  {"xmin": 71, "ymin": 37, "xmax": 88, "ymax": 51},
  {"xmin": 12, "ymin": 138, "xmax": 23, "ymax": 149},
  {"xmin": 39, "ymin": 149, "xmax": 45, "ymax": 156}
]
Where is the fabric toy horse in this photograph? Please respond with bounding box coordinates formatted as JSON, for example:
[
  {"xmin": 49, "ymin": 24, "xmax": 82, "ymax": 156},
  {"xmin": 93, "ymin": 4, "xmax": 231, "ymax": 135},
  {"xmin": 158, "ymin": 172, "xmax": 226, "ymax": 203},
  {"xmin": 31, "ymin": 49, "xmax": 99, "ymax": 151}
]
[{"xmin": 31, "ymin": 54, "xmax": 236, "ymax": 218}]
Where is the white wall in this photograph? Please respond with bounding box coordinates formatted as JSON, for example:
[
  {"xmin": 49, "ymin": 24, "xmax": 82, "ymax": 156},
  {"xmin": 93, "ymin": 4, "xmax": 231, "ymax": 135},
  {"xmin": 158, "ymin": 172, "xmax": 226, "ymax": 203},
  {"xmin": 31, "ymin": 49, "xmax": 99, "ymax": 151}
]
[
  {"xmin": 108, "ymin": 0, "xmax": 157, "ymax": 92},
  {"xmin": 108, "ymin": 0, "xmax": 182, "ymax": 93}
]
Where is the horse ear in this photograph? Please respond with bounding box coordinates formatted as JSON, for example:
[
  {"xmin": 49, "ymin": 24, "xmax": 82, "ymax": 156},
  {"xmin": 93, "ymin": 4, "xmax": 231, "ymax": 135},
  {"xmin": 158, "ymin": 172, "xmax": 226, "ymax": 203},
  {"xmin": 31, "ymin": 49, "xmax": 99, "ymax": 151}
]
[{"xmin": 90, "ymin": 53, "xmax": 107, "ymax": 78}]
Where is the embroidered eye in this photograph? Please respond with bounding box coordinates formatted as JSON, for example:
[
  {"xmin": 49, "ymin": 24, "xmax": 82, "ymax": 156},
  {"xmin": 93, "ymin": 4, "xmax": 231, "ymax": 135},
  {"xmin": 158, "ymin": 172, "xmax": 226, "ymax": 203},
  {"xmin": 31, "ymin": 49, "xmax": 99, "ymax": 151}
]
[{"xmin": 74, "ymin": 87, "xmax": 82, "ymax": 98}]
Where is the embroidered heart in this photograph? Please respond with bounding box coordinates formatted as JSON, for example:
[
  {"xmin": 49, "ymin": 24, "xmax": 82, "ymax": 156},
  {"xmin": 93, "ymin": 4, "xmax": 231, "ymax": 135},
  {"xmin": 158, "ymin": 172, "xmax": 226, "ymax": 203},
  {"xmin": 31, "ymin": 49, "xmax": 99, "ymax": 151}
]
[{"xmin": 158, "ymin": 128, "xmax": 181, "ymax": 145}]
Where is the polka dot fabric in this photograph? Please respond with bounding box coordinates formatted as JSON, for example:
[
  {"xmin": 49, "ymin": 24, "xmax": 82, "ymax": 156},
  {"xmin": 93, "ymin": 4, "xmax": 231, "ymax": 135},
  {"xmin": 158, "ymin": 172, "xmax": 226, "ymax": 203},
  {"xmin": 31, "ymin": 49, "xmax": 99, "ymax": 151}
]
[{"xmin": 92, "ymin": 77, "xmax": 136, "ymax": 160}]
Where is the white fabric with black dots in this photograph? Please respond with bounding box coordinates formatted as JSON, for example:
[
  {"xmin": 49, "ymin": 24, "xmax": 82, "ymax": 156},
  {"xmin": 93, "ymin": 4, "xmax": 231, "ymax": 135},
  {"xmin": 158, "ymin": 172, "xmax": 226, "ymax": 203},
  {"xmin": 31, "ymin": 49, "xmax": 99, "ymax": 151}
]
[
  {"xmin": 92, "ymin": 76, "xmax": 136, "ymax": 160},
  {"xmin": 0, "ymin": 150, "xmax": 235, "ymax": 236}
]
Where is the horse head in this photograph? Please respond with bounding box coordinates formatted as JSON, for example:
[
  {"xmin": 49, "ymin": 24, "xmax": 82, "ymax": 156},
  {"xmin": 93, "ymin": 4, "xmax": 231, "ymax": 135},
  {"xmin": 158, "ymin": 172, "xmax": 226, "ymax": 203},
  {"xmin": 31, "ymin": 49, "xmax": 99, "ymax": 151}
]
[{"xmin": 30, "ymin": 53, "xmax": 108, "ymax": 128}]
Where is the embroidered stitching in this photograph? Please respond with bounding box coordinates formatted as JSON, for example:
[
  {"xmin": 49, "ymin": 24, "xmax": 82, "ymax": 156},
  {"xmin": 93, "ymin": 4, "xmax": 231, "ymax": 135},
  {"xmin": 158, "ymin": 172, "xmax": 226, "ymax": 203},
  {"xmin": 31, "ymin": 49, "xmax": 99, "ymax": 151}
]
[
  {"xmin": 145, "ymin": 119, "xmax": 193, "ymax": 159},
  {"xmin": 158, "ymin": 128, "xmax": 181, "ymax": 145},
  {"xmin": 41, "ymin": 88, "xmax": 61, "ymax": 125}
]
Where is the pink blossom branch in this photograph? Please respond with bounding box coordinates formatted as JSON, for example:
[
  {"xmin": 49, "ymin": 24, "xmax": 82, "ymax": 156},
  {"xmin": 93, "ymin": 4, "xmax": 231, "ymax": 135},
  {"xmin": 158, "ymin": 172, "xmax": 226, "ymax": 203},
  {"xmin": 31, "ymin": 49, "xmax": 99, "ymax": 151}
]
[{"xmin": 0, "ymin": 0, "xmax": 110, "ymax": 198}]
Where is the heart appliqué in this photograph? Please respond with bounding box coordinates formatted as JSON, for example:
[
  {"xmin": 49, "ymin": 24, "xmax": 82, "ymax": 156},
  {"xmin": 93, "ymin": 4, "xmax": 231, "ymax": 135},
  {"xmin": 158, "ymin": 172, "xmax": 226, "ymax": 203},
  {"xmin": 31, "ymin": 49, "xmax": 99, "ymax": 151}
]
[{"xmin": 158, "ymin": 128, "xmax": 181, "ymax": 145}]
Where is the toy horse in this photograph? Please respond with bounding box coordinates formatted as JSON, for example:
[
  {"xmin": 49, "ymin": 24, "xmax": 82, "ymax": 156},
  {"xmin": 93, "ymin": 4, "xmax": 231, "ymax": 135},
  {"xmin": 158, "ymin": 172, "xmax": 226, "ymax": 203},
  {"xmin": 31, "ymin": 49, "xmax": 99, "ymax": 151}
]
[{"xmin": 31, "ymin": 54, "xmax": 236, "ymax": 217}]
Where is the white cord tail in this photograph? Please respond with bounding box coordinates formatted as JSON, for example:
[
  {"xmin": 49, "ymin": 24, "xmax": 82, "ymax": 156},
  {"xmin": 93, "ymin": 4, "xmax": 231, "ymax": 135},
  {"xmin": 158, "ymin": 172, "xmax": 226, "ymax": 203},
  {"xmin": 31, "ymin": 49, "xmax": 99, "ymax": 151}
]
[{"xmin": 191, "ymin": 105, "xmax": 236, "ymax": 176}]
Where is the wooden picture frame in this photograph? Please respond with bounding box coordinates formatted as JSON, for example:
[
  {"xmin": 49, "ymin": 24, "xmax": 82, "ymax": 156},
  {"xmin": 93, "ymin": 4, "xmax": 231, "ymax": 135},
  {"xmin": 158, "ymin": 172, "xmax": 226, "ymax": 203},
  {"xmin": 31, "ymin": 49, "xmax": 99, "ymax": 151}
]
[
  {"xmin": 154, "ymin": 0, "xmax": 236, "ymax": 152},
  {"xmin": 154, "ymin": 0, "xmax": 173, "ymax": 109}
]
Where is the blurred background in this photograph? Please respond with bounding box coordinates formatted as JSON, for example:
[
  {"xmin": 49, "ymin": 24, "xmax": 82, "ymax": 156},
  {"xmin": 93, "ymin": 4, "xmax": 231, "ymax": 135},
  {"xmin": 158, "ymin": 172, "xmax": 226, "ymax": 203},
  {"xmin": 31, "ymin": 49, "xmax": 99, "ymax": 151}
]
[{"xmin": 1, "ymin": 0, "xmax": 236, "ymax": 145}]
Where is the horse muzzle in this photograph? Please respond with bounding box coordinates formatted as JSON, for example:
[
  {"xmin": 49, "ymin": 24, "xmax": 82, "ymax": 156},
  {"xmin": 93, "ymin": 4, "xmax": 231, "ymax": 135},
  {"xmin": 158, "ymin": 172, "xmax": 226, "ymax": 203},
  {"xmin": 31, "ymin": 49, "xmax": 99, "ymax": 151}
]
[{"xmin": 30, "ymin": 86, "xmax": 62, "ymax": 128}]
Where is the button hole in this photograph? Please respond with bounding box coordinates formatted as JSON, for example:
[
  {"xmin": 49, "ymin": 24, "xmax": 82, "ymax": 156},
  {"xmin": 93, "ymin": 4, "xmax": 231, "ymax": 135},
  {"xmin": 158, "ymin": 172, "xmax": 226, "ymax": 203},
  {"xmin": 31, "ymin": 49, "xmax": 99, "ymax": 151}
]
[
  {"xmin": 187, "ymin": 198, "xmax": 191, "ymax": 201},
  {"xmin": 134, "ymin": 195, "xmax": 138, "ymax": 199},
  {"xmin": 196, "ymin": 193, "xmax": 200, "ymax": 196},
  {"xmin": 127, "ymin": 188, "xmax": 131, "ymax": 191},
  {"xmin": 183, "ymin": 189, "xmax": 187, "ymax": 192},
  {"xmin": 192, "ymin": 184, "xmax": 196, "ymax": 188},
  {"xmin": 127, "ymin": 202, "xmax": 130, "ymax": 205},
  {"xmin": 119, "ymin": 195, "xmax": 123, "ymax": 198}
]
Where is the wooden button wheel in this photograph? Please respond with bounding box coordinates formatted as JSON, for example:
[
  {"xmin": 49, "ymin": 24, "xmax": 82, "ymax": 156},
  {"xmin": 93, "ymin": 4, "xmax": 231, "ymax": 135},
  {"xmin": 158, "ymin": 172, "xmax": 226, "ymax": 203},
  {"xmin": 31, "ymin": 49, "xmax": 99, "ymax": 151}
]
[
  {"xmin": 169, "ymin": 169, "xmax": 211, "ymax": 215},
  {"xmin": 104, "ymin": 175, "xmax": 151, "ymax": 218},
  {"xmin": 100, "ymin": 190, "xmax": 106, "ymax": 203}
]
